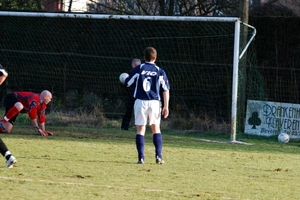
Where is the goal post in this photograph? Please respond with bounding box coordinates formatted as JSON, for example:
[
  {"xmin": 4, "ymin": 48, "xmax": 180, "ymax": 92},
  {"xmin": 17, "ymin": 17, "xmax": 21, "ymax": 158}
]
[{"xmin": 0, "ymin": 12, "xmax": 256, "ymax": 141}]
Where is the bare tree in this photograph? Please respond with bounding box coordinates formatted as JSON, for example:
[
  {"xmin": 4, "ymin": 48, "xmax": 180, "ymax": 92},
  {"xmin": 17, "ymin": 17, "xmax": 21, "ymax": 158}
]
[
  {"xmin": 0, "ymin": 0, "xmax": 299, "ymax": 16},
  {"xmin": 0, "ymin": 0, "xmax": 43, "ymax": 10},
  {"xmin": 67, "ymin": 0, "xmax": 73, "ymax": 12},
  {"xmin": 251, "ymin": 0, "xmax": 300, "ymax": 16},
  {"xmin": 86, "ymin": 0, "xmax": 240, "ymax": 16}
]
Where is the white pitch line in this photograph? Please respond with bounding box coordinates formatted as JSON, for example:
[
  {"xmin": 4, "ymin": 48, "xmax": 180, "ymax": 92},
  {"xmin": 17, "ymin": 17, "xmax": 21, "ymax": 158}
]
[
  {"xmin": 0, "ymin": 176, "xmax": 179, "ymax": 194},
  {"xmin": 170, "ymin": 136, "xmax": 253, "ymax": 145}
]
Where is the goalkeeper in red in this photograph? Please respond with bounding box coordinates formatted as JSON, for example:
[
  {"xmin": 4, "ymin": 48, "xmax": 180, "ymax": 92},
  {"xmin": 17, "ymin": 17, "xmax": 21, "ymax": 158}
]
[
  {"xmin": 125, "ymin": 47, "xmax": 170, "ymax": 164},
  {"xmin": 0, "ymin": 90, "xmax": 53, "ymax": 136}
]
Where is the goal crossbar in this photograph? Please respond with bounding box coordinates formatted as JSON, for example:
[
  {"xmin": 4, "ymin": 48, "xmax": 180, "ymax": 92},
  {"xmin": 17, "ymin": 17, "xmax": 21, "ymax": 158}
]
[{"xmin": 0, "ymin": 11, "xmax": 239, "ymax": 22}]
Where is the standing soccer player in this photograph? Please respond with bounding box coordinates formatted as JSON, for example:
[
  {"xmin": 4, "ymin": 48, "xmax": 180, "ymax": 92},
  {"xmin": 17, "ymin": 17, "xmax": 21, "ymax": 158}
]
[
  {"xmin": 0, "ymin": 65, "xmax": 17, "ymax": 168},
  {"xmin": 125, "ymin": 47, "xmax": 170, "ymax": 164},
  {"xmin": 121, "ymin": 58, "xmax": 141, "ymax": 130}
]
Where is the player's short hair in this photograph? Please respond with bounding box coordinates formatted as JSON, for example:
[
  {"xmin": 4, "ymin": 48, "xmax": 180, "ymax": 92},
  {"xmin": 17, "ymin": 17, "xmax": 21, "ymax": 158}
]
[
  {"xmin": 144, "ymin": 47, "xmax": 157, "ymax": 62},
  {"xmin": 131, "ymin": 58, "xmax": 141, "ymax": 66}
]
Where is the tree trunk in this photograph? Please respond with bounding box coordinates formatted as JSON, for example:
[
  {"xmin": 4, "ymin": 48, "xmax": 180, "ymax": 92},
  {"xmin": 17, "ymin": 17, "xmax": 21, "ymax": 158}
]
[{"xmin": 238, "ymin": 0, "xmax": 249, "ymax": 132}]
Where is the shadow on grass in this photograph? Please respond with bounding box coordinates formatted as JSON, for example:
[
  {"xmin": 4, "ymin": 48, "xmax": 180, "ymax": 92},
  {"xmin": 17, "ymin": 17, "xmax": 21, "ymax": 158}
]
[{"xmin": 1, "ymin": 125, "xmax": 299, "ymax": 156}]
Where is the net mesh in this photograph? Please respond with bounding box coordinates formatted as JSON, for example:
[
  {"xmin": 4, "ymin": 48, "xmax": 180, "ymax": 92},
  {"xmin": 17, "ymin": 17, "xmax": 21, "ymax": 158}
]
[{"xmin": 0, "ymin": 14, "xmax": 257, "ymax": 124}]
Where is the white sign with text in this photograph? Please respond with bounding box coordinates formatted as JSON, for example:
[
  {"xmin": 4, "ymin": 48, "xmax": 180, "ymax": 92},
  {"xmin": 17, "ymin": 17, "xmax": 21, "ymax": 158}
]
[{"xmin": 244, "ymin": 100, "xmax": 300, "ymax": 139}]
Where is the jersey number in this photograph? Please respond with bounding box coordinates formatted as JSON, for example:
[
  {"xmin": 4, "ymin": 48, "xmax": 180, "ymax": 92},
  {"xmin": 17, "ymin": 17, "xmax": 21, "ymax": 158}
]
[{"xmin": 143, "ymin": 77, "xmax": 152, "ymax": 92}]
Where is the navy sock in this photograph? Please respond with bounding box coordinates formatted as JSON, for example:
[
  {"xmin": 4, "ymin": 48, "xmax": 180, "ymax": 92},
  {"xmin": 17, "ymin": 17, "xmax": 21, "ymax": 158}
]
[
  {"xmin": 135, "ymin": 134, "xmax": 145, "ymax": 160},
  {"xmin": 153, "ymin": 133, "xmax": 163, "ymax": 158}
]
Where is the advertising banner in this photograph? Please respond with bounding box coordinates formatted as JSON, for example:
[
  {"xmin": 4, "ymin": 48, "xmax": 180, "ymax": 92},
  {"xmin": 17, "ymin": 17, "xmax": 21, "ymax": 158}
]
[{"xmin": 245, "ymin": 100, "xmax": 300, "ymax": 139}]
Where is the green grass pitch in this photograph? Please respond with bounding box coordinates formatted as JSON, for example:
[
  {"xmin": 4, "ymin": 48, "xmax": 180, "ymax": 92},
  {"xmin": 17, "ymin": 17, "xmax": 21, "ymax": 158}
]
[{"xmin": 0, "ymin": 125, "xmax": 299, "ymax": 200}]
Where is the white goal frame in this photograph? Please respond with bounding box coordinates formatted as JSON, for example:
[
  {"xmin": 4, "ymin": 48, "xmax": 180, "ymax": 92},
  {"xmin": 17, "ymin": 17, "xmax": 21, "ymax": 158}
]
[{"xmin": 0, "ymin": 11, "xmax": 256, "ymax": 142}]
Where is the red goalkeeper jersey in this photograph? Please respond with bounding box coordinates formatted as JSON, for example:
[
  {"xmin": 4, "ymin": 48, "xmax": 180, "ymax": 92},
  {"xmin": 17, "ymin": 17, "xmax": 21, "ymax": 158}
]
[{"xmin": 13, "ymin": 91, "xmax": 47, "ymax": 123}]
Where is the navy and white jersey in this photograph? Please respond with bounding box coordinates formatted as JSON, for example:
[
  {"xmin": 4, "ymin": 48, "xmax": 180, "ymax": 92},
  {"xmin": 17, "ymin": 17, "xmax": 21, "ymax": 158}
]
[{"xmin": 125, "ymin": 62, "xmax": 170, "ymax": 101}]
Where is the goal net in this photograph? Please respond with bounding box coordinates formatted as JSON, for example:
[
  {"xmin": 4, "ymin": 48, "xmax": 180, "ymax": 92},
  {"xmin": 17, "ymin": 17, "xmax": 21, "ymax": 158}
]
[{"xmin": 0, "ymin": 12, "xmax": 256, "ymax": 139}]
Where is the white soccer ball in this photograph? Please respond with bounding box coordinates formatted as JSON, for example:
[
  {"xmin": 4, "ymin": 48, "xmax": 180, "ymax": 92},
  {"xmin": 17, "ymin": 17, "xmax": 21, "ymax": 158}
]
[
  {"xmin": 278, "ymin": 133, "xmax": 290, "ymax": 144},
  {"xmin": 119, "ymin": 73, "xmax": 129, "ymax": 84}
]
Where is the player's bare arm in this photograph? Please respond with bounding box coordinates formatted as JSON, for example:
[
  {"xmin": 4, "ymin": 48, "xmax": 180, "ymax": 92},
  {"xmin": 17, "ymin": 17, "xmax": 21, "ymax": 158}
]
[
  {"xmin": 0, "ymin": 67, "xmax": 8, "ymax": 85},
  {"xmin": 40, "ymin": 122, "xmax": 53, "ymax": 136},
  {"xmin": 31, "ymin": 119, "xmax": 46, "ymax": 136},
  {"xmin": 31, "ymin": 118, "xmax": 53, "ymax": 136},
  {"xmin": 162, "ymin": 90, "xmax": 170, "ymax": 118}
]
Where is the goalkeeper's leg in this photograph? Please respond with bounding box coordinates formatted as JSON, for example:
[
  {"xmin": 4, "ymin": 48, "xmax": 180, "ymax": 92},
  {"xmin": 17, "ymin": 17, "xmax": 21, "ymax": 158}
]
[{"xmin": 0, "ymin": 101, "xmax": 23, "ymax": 133}]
